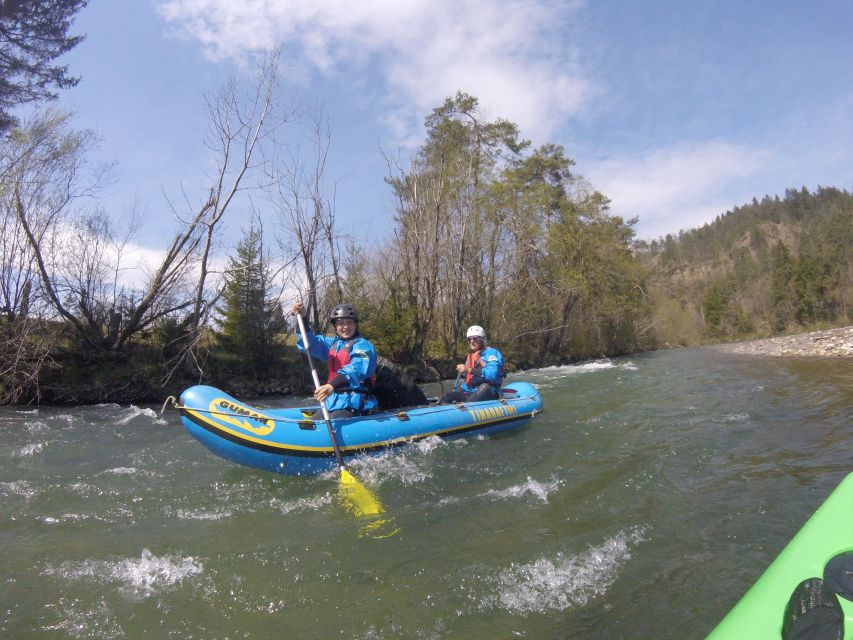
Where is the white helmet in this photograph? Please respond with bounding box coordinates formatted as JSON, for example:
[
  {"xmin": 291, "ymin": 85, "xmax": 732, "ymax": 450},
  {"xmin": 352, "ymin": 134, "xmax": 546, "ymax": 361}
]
[{"xmin": 466, "ymin": 325, "xmax": 486, "ymax": 340}]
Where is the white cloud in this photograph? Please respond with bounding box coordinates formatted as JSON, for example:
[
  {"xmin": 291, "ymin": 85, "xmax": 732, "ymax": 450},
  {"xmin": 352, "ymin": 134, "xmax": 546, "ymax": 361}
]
[
  {"xmin": 156, "ymin": 0, "xmax": 591, "ymax": 143},
  {"xmin": 584, "ymin": 142, "xmax": 770, "ymax": 239}
]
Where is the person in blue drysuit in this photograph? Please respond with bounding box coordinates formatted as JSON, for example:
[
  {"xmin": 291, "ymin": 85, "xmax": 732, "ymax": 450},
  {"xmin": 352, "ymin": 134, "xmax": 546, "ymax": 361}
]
[
  {"xmin": 440, "ymin": 325, "xmax": 504, "ymax": 403},
  {"xmin": 292, "ymin": 302, "xmax": 378, "ymax": 419}
]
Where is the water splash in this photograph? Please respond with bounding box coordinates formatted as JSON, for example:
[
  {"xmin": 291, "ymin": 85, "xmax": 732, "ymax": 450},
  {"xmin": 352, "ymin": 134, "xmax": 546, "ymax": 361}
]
[
  {"xmin": 539, "ymin": 360, "xmax": 616, "ymax": 374},
  {"xmin": 483, "ymin": 476, "xmax": 562, "ymax": 503},
  {"xmin": 714, "ymin": 412, "xmax": 750, "ymax": 423},
  {"xmin": 99, "ymin": 466, "xmax": 160, "ymax": 479},
  {"xmin": 175, "ymin": 507, "xmax": 234, "ymax": 520},
  {"xmin": 24, "ymin": 419, "xmax": 50, "ymax": 434},
  {"xmin": 41, "ymin": 595, "xmax": 124, "ymax": 638},
  {"xmin": 116, "ymin": 406, "xmax": 166, "ymax": 426},
  {"xmin": 482, "ymin": 527, "xmax": 645, "ymax": 614},
  {"xmin": 346, "ymin": 439, "xmax": 444, "ymax": 485},
  {"xmin": 43, "ymin": 513, "xmax": 92, "ymax": 524},
  {"xmin": 67, "ymin": 482, "xmax": 105, "ymax": 497},
  {"xmin": 527, "ymin": 359, "xmax": 639, "ymax": 389},
  {"xmin": 16, "ymin": 441, "xmax": 46, "ymax": 457},
  {"xmin": 0, "ymin": 480, "xmax": 39, "ymax": 499},
  {"xmin": 44, "ymin": 548, "xmax": 203, "ymax": 598},
  {"xmin": 269, "ymin": 492, "xmax": 333, "ymax": 515}
]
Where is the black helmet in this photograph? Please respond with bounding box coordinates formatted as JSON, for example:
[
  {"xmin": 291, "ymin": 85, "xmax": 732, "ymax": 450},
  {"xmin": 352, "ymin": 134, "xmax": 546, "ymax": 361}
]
[{"xmin": 329, "ymin": 303, "xmax": 359, "ymax": 324}]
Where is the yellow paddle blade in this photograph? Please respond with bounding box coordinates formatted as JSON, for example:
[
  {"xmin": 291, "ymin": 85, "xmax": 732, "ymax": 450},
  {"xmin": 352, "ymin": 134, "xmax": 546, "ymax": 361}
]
[{"xmin": 339, "ymin": 468, "xmax": 384, "ymax": 517}]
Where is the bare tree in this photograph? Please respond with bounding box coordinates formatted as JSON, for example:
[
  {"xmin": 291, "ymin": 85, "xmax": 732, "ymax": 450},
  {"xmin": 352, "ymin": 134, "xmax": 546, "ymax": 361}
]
[
  {"xmin": 271, "ymin": 109, "xmax": 343, "ymax": 327},
  {"xmin": 0, "ymin": 109, "xmax": 98, "ymax": 400},
  {"xmin": 383, "ymin": 150, "xmax": 447, "ymax": 361},
  {"xmin": 9, "ymin": 111, "xmax": 198, "ymax": 353},
  {"xmin": 157, "ymin": 49, "xmax": 297, "ymax": 379},
  {"xmin": 13, "ymin": 51, "xmax": 294, "ymax": 376}
]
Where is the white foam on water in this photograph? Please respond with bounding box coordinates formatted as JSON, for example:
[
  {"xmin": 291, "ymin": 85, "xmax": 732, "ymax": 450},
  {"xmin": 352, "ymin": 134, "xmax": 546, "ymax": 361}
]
[
  {"xmin": 482, "ymin": 527, "xmax": 645, "ymax": 614},
  {"xmin": 43, "ymin": 513, "xmax": 92, "ymax": 524},
  {"xmin": 347, "ymin": 441, "xmax": 440, "ymax": 485},
  {"xmin": 532, "ymin": 359, "xmax": 639, "ymax": 380},
  {"xmin": 483, "ymin": 476, "xmax": 562, "ymax": 503},
  {"xmin": 41, "ymin": 595, "xmax": 124, "ymax": 638},
  {"xmin": 538, "ymin": 360, "xmax": 616, "ymax": 374},
  {"xmin": 175, "ymin": 507, "xmax": 234, "ymax": 521},
  {"xmin": 24, "ymin": 419, "xmax": 50, "ymax": 434},
  {"xmin": 413, "ymin": 434, "xmax": 451, "ymax": 454},
  {"xmin": 269, "ymin": 491, "xmax": 335, "ymax": 515},
  {"xmin": 99, "ymin": 466, "xmax": 159, "ymax": 479},
  {"xmin": 101, "ymin": 466, "xmax": 138, "ymax": 475},
  {"xmin": 67, "ymin": 482, "xmax": 105, "ymax": 497},
  {"xmin": 16, "ymin": 441, "xmax": 46, "ymax": 457},
  {"xmin": 0, "ymin": 480, "xmax": 39, "ymax": 499},
  {"xmin": 17, "ymin": 408, "xmax": 39, "ymax": 414},
  {"xmin": 714, "ymin": 413, "xmax": 750, "ymax": 424},
  {"xmin": 45, "ymin": 548, "xmax": 203, "ymax": 598},
  {"xmin": 115, "ymin": 406, "xmax": 166, "ymax": 426}
]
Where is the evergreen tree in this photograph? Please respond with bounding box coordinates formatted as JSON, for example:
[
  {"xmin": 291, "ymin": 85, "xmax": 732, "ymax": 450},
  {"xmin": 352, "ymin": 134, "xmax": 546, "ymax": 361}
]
[
  {"xmin": 215, "ymin": 226, "xmax": 284, "ymax": 378},
  {"xmin": 703, "ymin": 283, "xmax": 726, "ymax": 335},
  {"xmin": 770, "ymin": 241, "xmax": 794, "ymax": 331},
  {"xmin": 0, "ymin": 0, "xmax": 87, "ymax": 132}
]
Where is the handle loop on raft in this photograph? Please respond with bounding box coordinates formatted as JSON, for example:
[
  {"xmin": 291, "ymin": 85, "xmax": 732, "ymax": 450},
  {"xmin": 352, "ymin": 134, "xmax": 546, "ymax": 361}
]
[{"xmin": 160, "ymin": 395, "xmax": 177, "ymax": 415}]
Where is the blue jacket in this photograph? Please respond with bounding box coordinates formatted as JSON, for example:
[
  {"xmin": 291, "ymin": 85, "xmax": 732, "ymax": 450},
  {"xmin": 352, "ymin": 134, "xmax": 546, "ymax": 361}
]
[
  {"xmin": 296, "ymin": 324, "xmax": 378, "ymax": 413},
  {"xmin": 462, "ymin": 346, "xmax": 504, "ymax": 393}
]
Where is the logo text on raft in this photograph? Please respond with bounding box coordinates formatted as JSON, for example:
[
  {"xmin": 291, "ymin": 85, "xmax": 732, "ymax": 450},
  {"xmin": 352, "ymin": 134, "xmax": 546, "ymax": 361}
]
[
  {"xmin": 209, "ymin": 398, "xmax": 275, "ymax": 436},
  {"xmin": 469, "ymin": 404, "xmax": 518, "ymax": 422}
]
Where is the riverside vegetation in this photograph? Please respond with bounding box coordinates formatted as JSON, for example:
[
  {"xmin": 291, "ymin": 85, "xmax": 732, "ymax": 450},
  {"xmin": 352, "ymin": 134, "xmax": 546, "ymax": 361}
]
[{"xmin": 2, "ymin": 76, "xmax": 852, "ymax": 404}]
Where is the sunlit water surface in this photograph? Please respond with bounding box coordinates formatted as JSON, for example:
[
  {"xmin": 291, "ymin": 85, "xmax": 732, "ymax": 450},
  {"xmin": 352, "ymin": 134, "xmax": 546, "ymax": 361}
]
[{"xmin": 1, "ymin": 348, "xmax": 851, "ymax": 639}]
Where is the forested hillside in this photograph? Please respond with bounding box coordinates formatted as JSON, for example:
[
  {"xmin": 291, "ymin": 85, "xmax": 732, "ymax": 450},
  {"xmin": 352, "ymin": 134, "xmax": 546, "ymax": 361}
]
[{"xmin": 640, "ymin": 186, "xmax": 853, "ymax": 346}]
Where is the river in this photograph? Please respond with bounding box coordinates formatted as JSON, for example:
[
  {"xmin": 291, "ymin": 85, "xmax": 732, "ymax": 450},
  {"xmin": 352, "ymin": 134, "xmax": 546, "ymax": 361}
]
[{"xmin": 1, "ymin": 347, "xmax": 851, "ymax": 639}]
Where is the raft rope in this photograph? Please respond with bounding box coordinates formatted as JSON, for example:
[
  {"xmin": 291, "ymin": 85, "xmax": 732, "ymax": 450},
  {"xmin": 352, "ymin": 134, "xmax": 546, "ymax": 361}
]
[
  {"xmin": 158, "ymin": 392, "xmax": 539, "ymax": 425},
  {"xmin": 160, "ymin": 396, "xmax": 177, "ymax": 415}
]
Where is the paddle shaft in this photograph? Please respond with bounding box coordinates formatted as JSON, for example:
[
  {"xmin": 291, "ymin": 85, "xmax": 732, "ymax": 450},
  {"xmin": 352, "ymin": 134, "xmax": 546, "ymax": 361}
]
[{"xmin": 295, "ymin": 313, "xmax": 346, "ymax": 469}]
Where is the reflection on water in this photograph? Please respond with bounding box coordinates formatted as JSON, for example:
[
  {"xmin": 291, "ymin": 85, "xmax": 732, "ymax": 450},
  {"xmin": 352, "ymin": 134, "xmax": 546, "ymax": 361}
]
[{"xmin": 1, "ymin": 348, "xmax": 851, "ymax": 638}]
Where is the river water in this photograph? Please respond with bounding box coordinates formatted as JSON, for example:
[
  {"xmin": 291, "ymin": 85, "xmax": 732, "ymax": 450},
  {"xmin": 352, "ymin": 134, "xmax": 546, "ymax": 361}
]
[{"xmin": 1, "ymin": 348, "xmax": 851, "ymax": 639}]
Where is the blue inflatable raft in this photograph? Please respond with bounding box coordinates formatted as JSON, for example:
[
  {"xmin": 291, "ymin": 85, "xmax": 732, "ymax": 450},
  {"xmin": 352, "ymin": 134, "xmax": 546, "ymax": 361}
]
[{"xmin": 177, "ymin": 382, "xmax": 543, "ymax": 475}]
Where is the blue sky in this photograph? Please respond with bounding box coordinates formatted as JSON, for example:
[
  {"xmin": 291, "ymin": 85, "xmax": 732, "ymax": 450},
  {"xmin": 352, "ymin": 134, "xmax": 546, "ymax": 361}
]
[{"xmin": 51, "ymin": 0, "xmax": 853, "ymax": 261}]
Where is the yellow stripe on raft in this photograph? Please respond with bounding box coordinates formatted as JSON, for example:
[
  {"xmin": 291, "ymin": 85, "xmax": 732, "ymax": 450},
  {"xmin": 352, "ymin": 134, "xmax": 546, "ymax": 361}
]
[
  {"xmin": 187, "ymin": 408, "xmax": 333, "ymax": 453},
  {"xmin": 187, "ymin": 403, "xmax": 529, "ymax": 454}
]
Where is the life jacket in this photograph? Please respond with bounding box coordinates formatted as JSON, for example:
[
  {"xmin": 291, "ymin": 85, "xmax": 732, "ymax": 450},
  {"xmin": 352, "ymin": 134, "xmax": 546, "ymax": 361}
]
[
  {"xmin": 328, "ymin": 337, "xmax": 376, "ymax": 390},
  {"xmin": 464, "ymin": 349, "xmax": 503, "ymax": 389}
]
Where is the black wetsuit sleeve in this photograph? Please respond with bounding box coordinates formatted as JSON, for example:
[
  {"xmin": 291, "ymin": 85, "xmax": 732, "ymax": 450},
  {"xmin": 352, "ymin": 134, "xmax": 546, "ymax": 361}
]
[{"xmin": 328, "ymin": 373, "xmax": 349, "ymax": 391}]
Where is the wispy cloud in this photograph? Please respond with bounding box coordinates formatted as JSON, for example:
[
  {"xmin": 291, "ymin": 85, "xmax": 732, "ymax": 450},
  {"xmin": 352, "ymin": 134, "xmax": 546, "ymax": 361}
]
[
  {"xmin": 584, "ymin": 142, "xmax": 770, "ymax": 239},
  {"xmin": 155, "ymin": 0, "xmax": 591, "ymax": 144}
]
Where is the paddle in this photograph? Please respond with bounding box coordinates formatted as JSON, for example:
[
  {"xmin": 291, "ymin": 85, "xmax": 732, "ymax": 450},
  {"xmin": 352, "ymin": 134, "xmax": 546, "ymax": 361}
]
[
  {"xmin": 294, "ymin": 311, "xmax": 384, "ymax": 518},
  {"xmin": 453, "ymin": 370, "xmax": 463, "ymax": 391}
]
